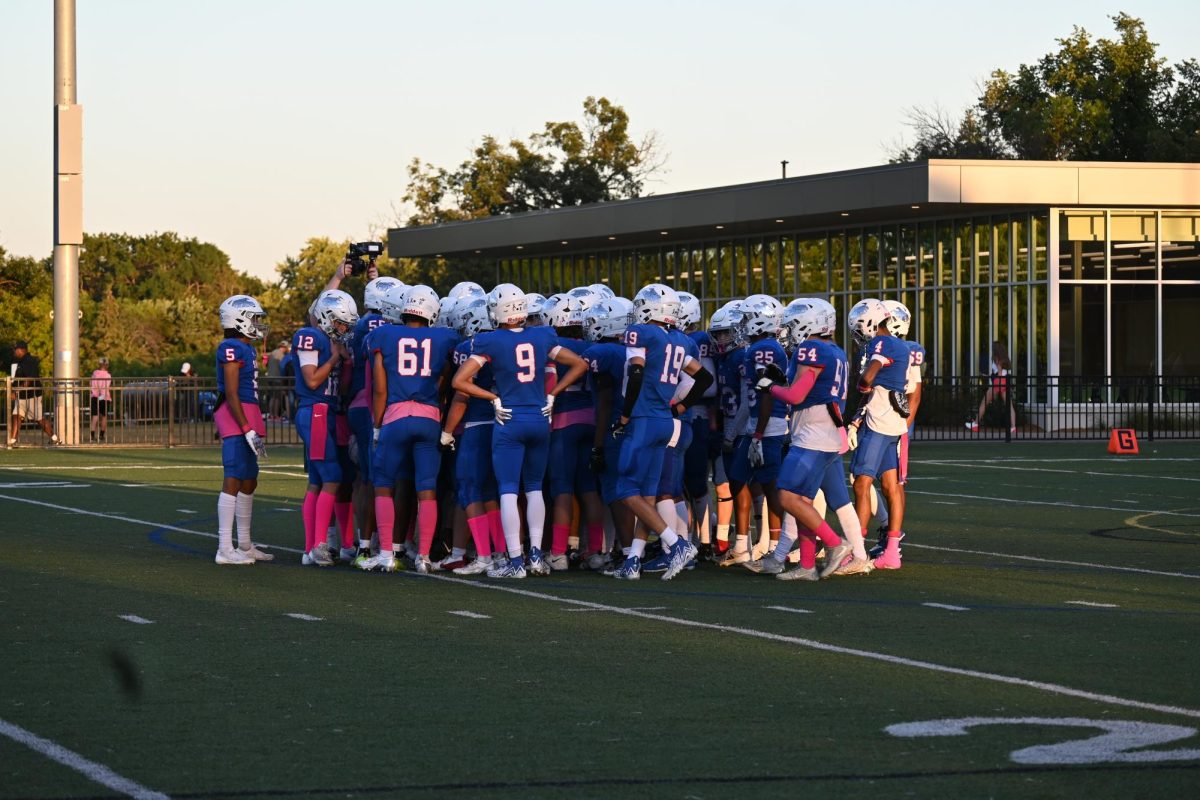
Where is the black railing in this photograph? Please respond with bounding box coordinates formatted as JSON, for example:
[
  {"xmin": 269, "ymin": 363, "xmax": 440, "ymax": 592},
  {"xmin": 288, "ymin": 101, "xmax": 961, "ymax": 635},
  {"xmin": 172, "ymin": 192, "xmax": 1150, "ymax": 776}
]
[{"xmin": 908, "ymin": 375, "xmax": 1200, "ymax": 441}]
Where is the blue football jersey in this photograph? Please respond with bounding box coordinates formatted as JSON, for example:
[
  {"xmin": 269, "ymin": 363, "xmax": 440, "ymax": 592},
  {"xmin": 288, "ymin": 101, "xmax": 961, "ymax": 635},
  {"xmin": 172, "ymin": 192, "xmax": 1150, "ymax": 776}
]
[
  {"xmin": 584, "ymin": 341, "xmax": 626, "ymax": 427},
  {"xmin": 743, "ymin": 338, "xmax": 789, "ymax": 420},
  {"xmin": 669, "ymin": 329, "xmax": 701, "ymax": 420},
  {"xmin": 292, "ymin": 326, "xmax": 336, "ymax": 409},
  {"xmin": 717, "ymin": 345, "xmax": 745, "ymax": 418},
  {"xmin": 471, "ymin": 326, "xmax": 560, "ymax": 416},
  {"xmin": 371, "ymin": 325, "xmax": 460, "ymax": 406},
  {"xmin": 454, "ymin": 338, "xmax": 496, "ymax": 423},
  {"xmin": 350, "ymin": 312, "xmax": 388, "ymax": 398},
  {"xmin": 216, "ymin": 338, "xmax": 259, "ymax": 404},
  {"xmin": 689, "ymin": 330, "xmax": 718, "ymax": 402},
  {"xmin": 787, "ymin": 338, "xmax": 848, "ymax": 413},
  {"xmin": 864, "ymin": 334, "xmax": 911, "ymax": 392},
  {"xmin": 623, "ymin": 323, "xmax": 690, "ymax": 419},
  {"xmin": 553, "ymin": 336, "xmax": 592, "ymax": 413}
]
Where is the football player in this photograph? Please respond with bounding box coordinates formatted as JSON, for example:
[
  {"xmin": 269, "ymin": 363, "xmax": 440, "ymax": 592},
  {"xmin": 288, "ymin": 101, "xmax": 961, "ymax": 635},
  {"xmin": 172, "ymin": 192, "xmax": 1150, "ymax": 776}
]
[
  {"xmin": 451, "ymin": 284, "xmax": 589, "ymax": 579},
  {"xmin": 213, "ymin": 295, "xmax": 272, "ymax": 566},
  {"xmin": 846, "ymin": 299, "xmax": 910, "ymax": 570},
  {"xmin": 611, "ymin": 284, "xmax": 712, "ymax": 581},
  {"xmin": 678, "ymin": 292, "xmax": 719, "ymax": 556},
  {"xmin": 710, "ymin": 303, "xmax": 744, "ymax": 559},
  {"xmin": 293, "ymin": 290, "xmax": 359, "ymax": 566},
  {"xmin": 359, "ymin": 285, "xmax": 460, "ymax": 574}
]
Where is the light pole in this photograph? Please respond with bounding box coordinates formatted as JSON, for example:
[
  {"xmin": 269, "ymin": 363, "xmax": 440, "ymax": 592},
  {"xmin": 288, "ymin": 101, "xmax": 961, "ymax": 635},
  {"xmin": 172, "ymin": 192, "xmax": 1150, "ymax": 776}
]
[{"xmin": 54, "ymin": 0, "xmax": 82, "ymax": 443}]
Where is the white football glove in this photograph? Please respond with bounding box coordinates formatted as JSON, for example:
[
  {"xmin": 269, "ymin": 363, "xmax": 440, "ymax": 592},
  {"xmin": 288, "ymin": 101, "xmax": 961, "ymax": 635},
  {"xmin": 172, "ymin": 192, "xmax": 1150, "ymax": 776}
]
[
  {"xmin": 846, "ymin": 424, "xmax": 859, "ymax": 451},
  {"xmin": 492, "ymin": 397, "xmax": 512, "ymax": 425},
  {"xmin": 754, "ymin": 376, "xmax": 776, "ymax": 393},
  {"xmin": 439, "ymin": 430, "xmax": 456, "ymax": 451},
  {"xmin": 541, "ymin": 394, "xmax": 555, "ymax": 417},
  {"xmin": 748, "ymin": 437, "xmax": 764, "ymax": 468},
  {"xmin": 372, "ymin": 426, "xmax": 381, "ymax": 446},
  {"xmin": 244, "ymin": 430, "xmax": 266, "ymax": 460}
]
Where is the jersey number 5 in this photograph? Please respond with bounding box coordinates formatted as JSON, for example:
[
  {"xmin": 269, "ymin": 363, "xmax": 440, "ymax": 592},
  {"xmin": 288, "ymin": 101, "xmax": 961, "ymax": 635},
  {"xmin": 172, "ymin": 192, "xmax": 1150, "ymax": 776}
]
[{"xmin": 397, "ymin": 338, "xmax": 433, "ymax": 377}]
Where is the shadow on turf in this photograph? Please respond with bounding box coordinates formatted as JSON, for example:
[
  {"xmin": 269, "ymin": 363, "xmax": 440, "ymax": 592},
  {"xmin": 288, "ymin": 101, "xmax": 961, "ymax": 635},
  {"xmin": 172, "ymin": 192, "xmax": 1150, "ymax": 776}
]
[{"xmin": 46, "ymin": 762, "xmax": 1200, "ymax": 800}]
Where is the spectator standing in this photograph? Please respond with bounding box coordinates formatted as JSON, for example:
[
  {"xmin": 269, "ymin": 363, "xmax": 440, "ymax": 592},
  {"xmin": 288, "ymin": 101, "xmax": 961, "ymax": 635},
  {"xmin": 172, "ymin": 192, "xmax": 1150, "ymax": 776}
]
[
  {"xmin": 266, "ymin": 339, "xmax": 291, "ymax": 420},
  {"xmin": 8, "ymin": 341, "xmax": 59, "ymax": 447},
  {"xmin": 89, "ymin": 356, "xmax": 112, "ymax": 443}
]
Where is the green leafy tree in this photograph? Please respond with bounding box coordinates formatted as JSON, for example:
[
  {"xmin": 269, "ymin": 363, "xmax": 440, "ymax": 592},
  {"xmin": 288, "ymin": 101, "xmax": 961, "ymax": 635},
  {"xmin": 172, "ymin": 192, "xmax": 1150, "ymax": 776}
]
[{"xmin": 892, "ymin": 14, "xmax": 1200, "ymax": 162}]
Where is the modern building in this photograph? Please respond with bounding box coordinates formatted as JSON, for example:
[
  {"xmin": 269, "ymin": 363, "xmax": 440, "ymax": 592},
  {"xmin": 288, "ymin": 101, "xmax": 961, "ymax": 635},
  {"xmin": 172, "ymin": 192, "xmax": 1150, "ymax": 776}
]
[{"xmin": 388, "ymin": 160, "xmax": 1200, "ymax": 385}]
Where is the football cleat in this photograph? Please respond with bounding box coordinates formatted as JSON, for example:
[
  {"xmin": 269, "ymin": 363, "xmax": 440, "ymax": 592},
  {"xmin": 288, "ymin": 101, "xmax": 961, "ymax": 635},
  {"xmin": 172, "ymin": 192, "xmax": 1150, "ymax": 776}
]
[
  {"xmin": 581, "ymin": 552, "xmax": 612, "ymax": 572},
  {"xmin": 613, "ymin": 555, "xmax": 641, "ymax": 580},
  {"xmin": 433, "ymin": 555, "xmax": 469, "ymax": 572},
  {"xmin": 869, "ymin": 529, "xmax": 905, "ymax": 560},
  {"xmin": 640, "ymin": 551, "xmax": 671, "ymax": 574},
  {"xmin": 717, "ymin": 548, "xmax": 750, "ymax": 567},
  {"xmin": 745, "ymin": 557, "xmax": 784, "ymax": 575},
  {"xmin": 776, "ymin": 565, "xmax": 819, "ymax": 581},
  {"xmin": 545, "ymin": 552, "xmax": 570, "ymax": 572},
  {"xmin": 239, "ymin": 545, "xmax": 275, "ymax": 562},
  {"xmin": 965, "ymin": 421, "xmax": 979, "ymax": 432},
  {"xmin": 818, "ymin": 543, "xmax": 854, "ymax": 579},
  {"xmin": 414, "ymin": 556, "xmax": 433, "ymax": 574},
  {"xmin": 698, "ymin": 543, "xmax": 714, "ymax": 562},
  {"xmin": 453, "ymin": 556, "xmax": 493, "ymax": 576},
  {"xmin": 873, "ymin": 549, "xmax": 902, "ymax": 570},
  {"xmin": 352, "ymin": 548, "xmax": 373, "ymax": 569},
  {"xmin": 487, "ymin": 557, "xmax": 527, "ymax": 579},
  {"xmin": 309, "ymin": 542, "xmax": 334, "ymax": 567},
  {"xmin": 337, "ymin": 546, "xmax": 358, "ymax": 564},
  {"xmin": 527, "ymin": 548, "xmax": 551, "ymax": 576},
  {"xmin": 662, "ymin": 540, "xmax": 698, "ymax": 581},
  {"xmin": 357, "ymin": 553, "xmax": 398, "ymax": 573},
  {"xmin": 215, "ymin": 548, "xmax": 254, "ymax": 566},
  {"xmin": 833, "ymin": 557, "xmax": 874, "ymax": 576}
]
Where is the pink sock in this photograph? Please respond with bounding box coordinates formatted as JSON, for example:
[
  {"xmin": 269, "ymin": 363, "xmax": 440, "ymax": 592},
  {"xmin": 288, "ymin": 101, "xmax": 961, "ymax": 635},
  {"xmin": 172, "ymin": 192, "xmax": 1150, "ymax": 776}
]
[
  {"xmin": 586, "ymin": 523, "xmax": 604, "ymax": 556},
  {"xmin": 334, "ymin": 502, "xmax": 354, "ymax": 548},
  {"xmin": 374, "ymin": 496, "xmax": 395, "ymax": 553},
  {"xmin": 799, "ymin": 532, "xmax": 818, "ymax": 569},
  {"xmin": 551, "ymin": 523, "xmax": 570, "ymax": 555},
  {"xmin": 314, "ymin": 493, "xmax": 337, "ymax": 548},
  {"xmin": 886, "ymin": 530, "xmax": 903, "ymax": 553},
  {"xmin": 302, "ymin": 492, "xmax": 318, "ymax": 551},
  {"xmin": 810, "ymin": 521, "xmax": 841, "ymax": 548},
  {"xmin": 468, "ymin": 515, "xmax": 492, "ymax": 558},
  {"xmin": 487, "ymin": 509, "xmax": 505, "ymax": 554},
  {"xmin": 417, "ymin": 499, "xmax": 438, "ymax": 557}
]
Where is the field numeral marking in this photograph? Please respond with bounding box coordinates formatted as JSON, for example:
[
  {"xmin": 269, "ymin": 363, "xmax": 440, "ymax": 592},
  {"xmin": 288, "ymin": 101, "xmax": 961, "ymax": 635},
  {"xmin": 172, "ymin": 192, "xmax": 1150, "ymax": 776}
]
[{"xmin": 886, "ymin": 717, "xmax": 1200, "ymax": 764}]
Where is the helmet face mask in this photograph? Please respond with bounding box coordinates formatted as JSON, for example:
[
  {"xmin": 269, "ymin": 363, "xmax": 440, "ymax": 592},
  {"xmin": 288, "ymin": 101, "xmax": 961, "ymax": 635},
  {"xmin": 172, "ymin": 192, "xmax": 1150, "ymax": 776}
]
[
  {"xmin": 313, "ymin": 290, "xmax": 360, "ymax": 341},
  {"xmin": 708, "ymin": 306, "xmax": 743, "ymax": 353},
  {"xmin": 458, "ymin": 297, "xmax": 494, "ymax": 337},
  {"xmin": 677, "ymin": 291, "xmax": 702, "ymax": 330},
  {"xmin": 780, "ymin": 298, "xmax": 836, "ymax": 349},
  {"xmin": 847, "ymin": 298, "xmax": 890, "ymax": 347},
  {"xmin": 882, "ymin": 299, "xmax": 912, "ymax": 337},
  {"xmin": 219, "ymin": 295, "xmax": 269, "ymax": 340}
]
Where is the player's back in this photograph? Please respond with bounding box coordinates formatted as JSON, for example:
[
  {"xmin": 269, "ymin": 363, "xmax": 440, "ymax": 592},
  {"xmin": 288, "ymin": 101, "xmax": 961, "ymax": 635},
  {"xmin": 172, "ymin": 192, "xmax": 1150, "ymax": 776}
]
[
  {"xmin": 624, "ymin": 323, "xmax": 681, "ymax": 419},
  {"xmin": 472, "ymin": 326, "xmax": 558, "ymax": 415},
  {"xmin": 865, "ymin": 335, "xmax": 911, "ymax": 392},
  {"xmin": 743, "ymin": 337, "xmax": 789, "ymax": 421},
  {"xmin": 350, "ymin": 312, "xmax": 388, "ymax": 398},
  {"xmin": 584, "ymin": 341, "xmax": 626, "ymax": 427},
  {"xmin": 553, "ymin": 336, "xmax": 592, "ymax": 412},
  {"xmin": 373, "ymin": 324, "xmax": 459, "ymax": 406},
  {"xmin": 789, "ymin": 338, "xmax": 848, "ymax": 413},
  {"xmin": 216, "ymin": 338, "xmax": 258, "ymax": 404},
  {"xmin": 718, "ymin": 345, "xmax": 744, "ymax": 419}
]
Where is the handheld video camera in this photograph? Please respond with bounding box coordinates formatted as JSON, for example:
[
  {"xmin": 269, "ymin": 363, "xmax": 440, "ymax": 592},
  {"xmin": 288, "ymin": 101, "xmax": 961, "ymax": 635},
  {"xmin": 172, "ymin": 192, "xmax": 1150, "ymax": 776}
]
[{"xmin": 346, "ymin": 241, "xmax": 384, "ymax": 276}]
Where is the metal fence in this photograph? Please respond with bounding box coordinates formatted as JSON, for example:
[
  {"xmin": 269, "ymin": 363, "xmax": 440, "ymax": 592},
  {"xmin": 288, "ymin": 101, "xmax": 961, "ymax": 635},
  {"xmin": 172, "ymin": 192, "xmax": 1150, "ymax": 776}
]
[
  {"xmin": 907, "ymin": 375, "xmax": 1200, "ymax": 442},
  {"xmin": 2, "ymin": 376, "xmax": 301, "ymax": 448},
  {"xmin": 3, "ymin": 374, "xmax": 1198, "ymax": 448}
]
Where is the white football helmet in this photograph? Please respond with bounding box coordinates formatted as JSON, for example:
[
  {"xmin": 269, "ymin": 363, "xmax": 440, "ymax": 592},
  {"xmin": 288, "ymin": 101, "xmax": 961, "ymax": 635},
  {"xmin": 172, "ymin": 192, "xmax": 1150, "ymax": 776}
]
[
  {"xmin": 448, "ymin": 281, "xmax": 485, "ymax": 300},
  {"xmin": 312, "ymin": 290, "xmax": 360, "ymax": 341},
  {"xmin": 457, "ymin": 296, "xmax": 494, "ymax": 337},
  {"xmin": 524, "ymin": 293, "xmax": 548, "ymax": 326},
  {"xmin": 632, "ymin": 284, "xmax": 681, "ymax": 326},
  {"xmin": 677, "ymin": 291, "xmax": 702, "ymax": 330},
  {"xmin": 363, "ymin": 277, "xmax": 404, "ymax": 313},
  {"xmin": 489, "ymin": 283, "xmax": 528, "ymax": 326},
  {"xmin": 737, "ymin": 294, "xmax": 784, "ymax": 339},
  {"xmin": 780, "ymin": 298, "xmax": 837, "ymax": 349},
  {"xmin": 583, "ymin": 297, "xmax": 633, "ymax": 342},
  {"xmin": 562, "ymin": 286, "xmax": 600, "ymax": 326},
  {"xmin": 401, "ymin": 285, "xmax": 441, "ymax": 325},
  {"xmin": 708, "ymin": 304, "xmax": 743, "ymax": 353},
  {"xmin": 848, "ymin": 298, "xmax": 891, "ymax": 346},
  {"xmin": 378, "ymin": 282, "xmax": 410, "ymax": 324},
  {"xmin": 587, "ymin": 283, "xmax": 615, "ymax": 300},
  {"xmin": 436, "ymin": 295, "xmax": 458, "ymax": 328},
  {"xmin": 219, "ymin": 295, "xmax": 268, "ymax": 340},
  {"xmin": 882, "ymin": 299, "xmax": 912, "ymax": 338}
]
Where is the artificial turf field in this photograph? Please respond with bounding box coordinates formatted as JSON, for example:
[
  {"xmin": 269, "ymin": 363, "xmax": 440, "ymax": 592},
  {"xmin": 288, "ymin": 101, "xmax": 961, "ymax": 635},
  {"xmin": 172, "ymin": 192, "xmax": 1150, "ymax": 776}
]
[{"xmin": 1, "ymin": 441, "xmax": 1199, "ymax": 800}]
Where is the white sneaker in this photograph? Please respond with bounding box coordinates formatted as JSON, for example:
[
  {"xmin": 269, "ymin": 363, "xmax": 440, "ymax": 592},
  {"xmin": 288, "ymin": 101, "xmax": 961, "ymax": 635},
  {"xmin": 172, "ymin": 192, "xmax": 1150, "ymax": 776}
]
[
  {"xmin": 745, "ymin": 557, "xmax": 784, "ymax": 575},
  {"xmin": 301, "ymin": 552, "xmax": 314, "ymax": 566},
  {"xmin": 239, "ymin": 544, "xmax": 275, "ymax": 562},
  {"xmin": 453, "ymin": 556, "xmax": 493, "ymax": 576},
  {"xmin": 818, "ymin": 543, "xmax": 854, "ymax": 579},
  {"xmin": 215, "ymin": 548, "xmax": 254, "ymax": 566},
  {"xmin": 309, "ymin": 542, "xmax": 334, "ymax": 567},
  {"xmin": 581, "ymin": 552, "xmax": 612, "ymax": 571},
  {"xmin": 833, "ymin": 556, "xmax": 874, "ymax": 576},
  {"xmin": 487, "ymin": 557, "xmax": 527, "ymax": 579},
  {"xmin": 718, "ymin": 548, "xmax": 750, "ymax": 567},
  {"xmin": 777, "ymin": 565, "xmax": 818, "ymax": 581},
  {"xmin": 7, "ymin": 438, "xmax": 16, "ymax": 447},
  {"xmin": 546, "ymin": 552, "xmax": 570, "ymax": 572},
  {"xmin": 414, "ymin": 556, "xmax": 432, "ymax": 574},
  {"xmin": 358, "ymin": 553, "xmax": 398, "ymax": 572}
]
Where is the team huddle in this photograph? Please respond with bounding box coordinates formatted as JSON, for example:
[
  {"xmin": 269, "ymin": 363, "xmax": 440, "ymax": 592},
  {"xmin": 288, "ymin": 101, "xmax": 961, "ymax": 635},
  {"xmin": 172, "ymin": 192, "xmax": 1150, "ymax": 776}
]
[{"xmin": 209, "ymin": 275, "xmax": 924, "ymax": 583}]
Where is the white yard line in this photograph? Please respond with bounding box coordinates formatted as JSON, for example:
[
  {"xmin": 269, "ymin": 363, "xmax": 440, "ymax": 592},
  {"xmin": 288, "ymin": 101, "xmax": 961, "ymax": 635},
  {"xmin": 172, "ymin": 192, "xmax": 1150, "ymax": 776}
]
[
  {"xmin": 285, "ymin": 613, "xmax": 323, "ymax": 621},
  {"xmin": 0, "ymin": 493, "xmax": 304, "ymax": 554},
  {"xmin": 923, "ymin": 603, "xmax": 969, "ymax": 612},
  {"xmin": 0, "ymin": 717, "xmax": 170, "ymax": 800},
  {"xmin": 118, "ymin": 615, "xmax": 154, "ymax": 625},
  {"xmin": 903, "ymin": 542, "xmax": 1199, "ymax": 580},
  {"xmin": 765, "ymin": 605, "xmax": 813, "ymax": 614},
  {"xmin": 904, "ymin": 489, "xmax": 1200, "ymax": 519},
  {"xmin": 1065, "ymin": 601, "xmax": 1120, "ymax": 608},
  {"xmin": 415, "ymin": 572, "xmax": 1200, "ymax": 721},
  {"xmin": 914, "ymin": 460, "xmax": 1200, "ymax": 483},
  {"xmin": 447, "ymin": 610, "xmax": 491, "ymax": 619}
]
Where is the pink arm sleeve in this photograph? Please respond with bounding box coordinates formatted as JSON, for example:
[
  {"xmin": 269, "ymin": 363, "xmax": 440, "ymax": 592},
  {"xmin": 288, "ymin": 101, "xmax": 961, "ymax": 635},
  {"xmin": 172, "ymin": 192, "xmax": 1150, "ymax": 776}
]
[{"xmin": 768, "ymin": 366, "xmax": 819, "ymax": 405}]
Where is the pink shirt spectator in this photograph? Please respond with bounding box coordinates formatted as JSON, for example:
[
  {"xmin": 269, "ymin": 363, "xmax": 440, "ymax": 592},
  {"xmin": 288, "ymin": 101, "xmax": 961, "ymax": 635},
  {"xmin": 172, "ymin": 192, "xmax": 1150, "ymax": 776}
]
[{"xmin": 90, "ymin": 369, "xmax": 112, "ymax": 401}]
